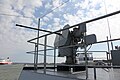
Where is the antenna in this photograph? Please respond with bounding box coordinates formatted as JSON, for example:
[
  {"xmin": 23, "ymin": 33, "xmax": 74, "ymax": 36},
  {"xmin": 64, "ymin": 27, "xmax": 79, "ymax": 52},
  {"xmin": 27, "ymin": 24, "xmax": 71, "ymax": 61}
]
[{"xmin": 103, "ymin": 0, "xmax": 114, "ymax": 50}]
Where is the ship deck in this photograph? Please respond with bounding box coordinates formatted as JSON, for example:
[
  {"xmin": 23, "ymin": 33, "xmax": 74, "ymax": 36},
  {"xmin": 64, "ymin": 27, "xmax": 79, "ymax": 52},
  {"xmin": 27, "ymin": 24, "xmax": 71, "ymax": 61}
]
[{"xmin": 1, "ymin": 64, "xmax": 120, "ymax": 80}]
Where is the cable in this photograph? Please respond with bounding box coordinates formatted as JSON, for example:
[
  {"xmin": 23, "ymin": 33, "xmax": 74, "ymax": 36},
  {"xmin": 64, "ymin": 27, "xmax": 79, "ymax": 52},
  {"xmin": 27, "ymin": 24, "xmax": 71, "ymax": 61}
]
[
  {"xmin": 0, "ymin": 0, "xmax": 69, "ymax": 19},
  {"xmin": 0, "ymin": 13, "xmax": 33, "ymax": 19},
  {"xmin": 40, "ymin": 0, "xmax": 69, "ymax": 18}
]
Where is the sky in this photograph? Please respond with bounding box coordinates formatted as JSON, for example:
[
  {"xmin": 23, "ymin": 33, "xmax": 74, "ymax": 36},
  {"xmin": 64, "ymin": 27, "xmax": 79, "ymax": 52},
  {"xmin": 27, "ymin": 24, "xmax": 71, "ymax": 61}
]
[{"xmin": 0, "ymin": 0, "xmax": 120, "ymax": 63}]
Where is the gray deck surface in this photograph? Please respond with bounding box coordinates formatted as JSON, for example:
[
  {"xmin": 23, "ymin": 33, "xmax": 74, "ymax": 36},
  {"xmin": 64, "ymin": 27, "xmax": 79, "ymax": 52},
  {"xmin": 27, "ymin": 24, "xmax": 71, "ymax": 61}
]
[
  {"xmin": 0, "ymin": 64, "xmax": 23, "ymax": 80},
  {"xmin": 19, "ymin": 70, "xmax": 83, "ymax": 80},
  {"xmin": 19, "ymin": 68, "xmax": 120, "ymax": 80},
  {"xmin": 1, "ymin": 64, "xmax": 120, "ymax": 80}
]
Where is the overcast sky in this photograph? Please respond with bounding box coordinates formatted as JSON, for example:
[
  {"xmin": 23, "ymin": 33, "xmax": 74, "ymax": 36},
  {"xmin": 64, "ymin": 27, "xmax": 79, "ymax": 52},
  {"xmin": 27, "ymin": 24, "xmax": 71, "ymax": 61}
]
[{"xmin": 0, "ymin": 0, "xmax": 120, "ymax": 63}]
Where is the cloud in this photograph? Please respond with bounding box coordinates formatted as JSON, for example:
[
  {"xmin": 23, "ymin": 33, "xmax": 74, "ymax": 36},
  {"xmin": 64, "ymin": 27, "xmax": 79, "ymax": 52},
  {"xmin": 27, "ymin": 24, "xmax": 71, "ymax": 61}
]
[
  {"xmin": 63, "ymin": 13, "xmax": 82, "ymax": 25},
  {"xmin": 105, "ymin": 0, "xmax": 120, "ymax": 13},
  {"xmin": 61, "ymin": 0, "xmax": 120, "ymax": 55},
  {"xmin": 0, "ymin": 0, "xmax": 120, "ymax": 63},
  {"xmin": 0, "ymin": 0, "xmax": 43, "ymax": 62},
  {"xmin": 108, "ymin": 14, "xmax": 120, "ymax": 39},
  {"xmin": 43, "ymin": 16, "xmax": 50, "ymax": 22},
  {"xmin": 53, "ymin": 18, "xmax": 61, "ymax": 27},
  {"xmin": 45, "ymin": 2, "xmax": 52, "ymax": 9},
  {"xmin": 52, "ymin": 0, "xmax": 61, "ymax": 8},
  {"xmin": 87, "ymin": 19, "xmax": 110, "ymax": 41},
  {"xmin": 46, "ymin": 13, "xmax": 53, "ymax": 19},
  {"xmin": 63, "ymin": 0, "xmax": 120, "ymax": 39}
]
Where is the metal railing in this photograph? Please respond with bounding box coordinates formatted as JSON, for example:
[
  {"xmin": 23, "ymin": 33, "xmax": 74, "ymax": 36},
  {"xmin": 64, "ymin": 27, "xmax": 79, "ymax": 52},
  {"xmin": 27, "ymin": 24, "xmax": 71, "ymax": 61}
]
[
  {"xmin": 16, "ymin": 10, "xmax": 120, "ymax": 80},
  {"xmin": 88, "ymin": 65, "xmax": 120, "ymax": 80}
]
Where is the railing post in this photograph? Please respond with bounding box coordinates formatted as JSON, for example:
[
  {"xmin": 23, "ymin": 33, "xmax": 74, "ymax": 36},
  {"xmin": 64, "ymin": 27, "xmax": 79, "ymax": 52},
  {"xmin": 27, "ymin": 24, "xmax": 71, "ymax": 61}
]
[
  {"xmin": 35, "ymin": 18, "xmax": 40, "ymax": 70},
  {"xmin": 34, "ymin": 43, "xmax": 37, "ymax": 70},
  {"xmin": 84, "ymin": 31, "xmax": 88, "ymax": 80},
  {"xmin": 44, "ymin": 35, "xmax": 47, "ymax": 74},
  {"xmin": 94, "ymin": 67, "xmax": 96, "ymax": 80},
  {"xmin": 54, "ymin": 47, "xmax": 56, "ymax": 71}
]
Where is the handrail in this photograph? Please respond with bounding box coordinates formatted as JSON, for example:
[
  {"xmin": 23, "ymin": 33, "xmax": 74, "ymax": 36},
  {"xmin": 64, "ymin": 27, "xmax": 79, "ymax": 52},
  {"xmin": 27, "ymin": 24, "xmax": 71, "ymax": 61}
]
[{"xmin": 27, "ymin": 10, "xmax": 120, "ymax": 42}]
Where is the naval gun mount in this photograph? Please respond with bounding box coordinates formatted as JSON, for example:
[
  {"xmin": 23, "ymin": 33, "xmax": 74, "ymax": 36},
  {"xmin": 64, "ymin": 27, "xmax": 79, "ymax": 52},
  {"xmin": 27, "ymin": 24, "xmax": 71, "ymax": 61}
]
[{"xmin": 54, "ymin": 23, "xmax": 97, "ymax": 71}]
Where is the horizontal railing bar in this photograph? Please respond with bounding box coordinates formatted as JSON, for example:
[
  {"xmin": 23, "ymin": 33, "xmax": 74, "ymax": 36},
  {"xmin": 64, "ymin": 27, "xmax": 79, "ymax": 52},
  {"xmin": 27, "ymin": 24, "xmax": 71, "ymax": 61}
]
[
  {"xmin": 94, "ymin": 38, "xmax": 120, "ymax": 44},
  {"xmin": 16, "ymin": 24, "xmax": 62, "ymax": 35},
  {"xmin": 27, "ymin": 10, "xmax": 120, "ymax": 42},
  {"xmin": 59, "ymin": 38, "xmax": 120, "ymax": 48},
  {"xmin": 26, "ymin": 48, "xmax": 54, "ymax": 53},
  {"xmin": 77, "ymin": 51, "xmax": 107, "ymax": 52},
  {"xmin": 27, "ymin": 38, "xmax": 120, "ymax": 53},
  {"xmin": 28, "ymin": 41, "xmax": 54, "ymax": 48},
  {"xmin": 27, "ymin": 49, "xmax": 107, "ymax": 53},
  {"xmin": 27, "ymin": 53, "xmax": 57, "ymax": 57},
  {"xmin": 88, "ymin": 65, "xmax": 120, "ymax": 68}
]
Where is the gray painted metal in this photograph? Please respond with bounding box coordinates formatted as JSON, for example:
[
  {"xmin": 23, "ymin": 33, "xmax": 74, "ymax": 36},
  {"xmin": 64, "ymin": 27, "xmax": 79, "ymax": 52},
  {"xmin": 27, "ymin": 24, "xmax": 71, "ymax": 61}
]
[
  {"xmin": 58, "ymin": 47, "xmax": 73, "ymax": 57},
  {"xmin": 85, "ymin": 34, "xmax": 97, "ymax": 45},
  {"xmin": 54, "ymin": 24, "xmax": 71, "ymax": 47},
  {"xmin": 73, "ymin": 23, "xmax": 86, "ymax": 37},
  {"xmin": 54, "ymin": 48, "xmax": 56, "ymax": 71},
  {"xmin": 54, "ymin": 24, "xmax": 73, "ymax": 57},
  {"xmin": 84, "ymin": 32, "xmax": 88, "ymax": 80},
  {"xmin": 111, "ymin": 50, "xmax": 120, "ymax": 66}
]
